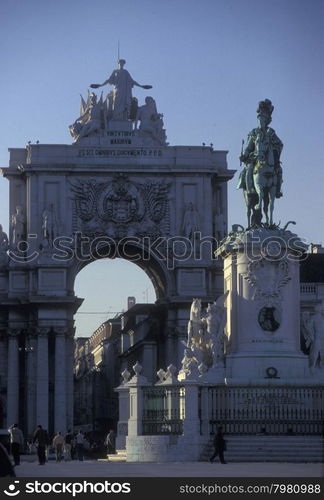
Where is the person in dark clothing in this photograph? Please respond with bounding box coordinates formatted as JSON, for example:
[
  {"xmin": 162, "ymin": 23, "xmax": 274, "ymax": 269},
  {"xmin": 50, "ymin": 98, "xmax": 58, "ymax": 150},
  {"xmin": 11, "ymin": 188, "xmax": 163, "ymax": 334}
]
[
  {"xmin": 105, "ymin": 430, "xmax": 116, "ymax": 454},
  {"xmin": 210, "ymin": 426, "xmax": 227, "ymax": 464},
  {"xmin": 64, "ymin": 429, "xmax": 74, "ymax": 461},
  {"xmin": 8, "ymin": 424, "xmax": 24, "ymax": 466},
  {"xmin": 32, "ymin": 425, "xmax": 50, "ymax": 465},
  {"xmin": 0, "ymin": 442, "xmax": 15, "ymax": 477}
]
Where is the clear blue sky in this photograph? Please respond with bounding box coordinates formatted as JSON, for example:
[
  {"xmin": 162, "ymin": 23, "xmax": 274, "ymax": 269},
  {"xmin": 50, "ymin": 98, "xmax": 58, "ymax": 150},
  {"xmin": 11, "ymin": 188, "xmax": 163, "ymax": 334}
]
[{"xmin": 1, "ymin": 0, "xmax": 323, "ymax": 336}]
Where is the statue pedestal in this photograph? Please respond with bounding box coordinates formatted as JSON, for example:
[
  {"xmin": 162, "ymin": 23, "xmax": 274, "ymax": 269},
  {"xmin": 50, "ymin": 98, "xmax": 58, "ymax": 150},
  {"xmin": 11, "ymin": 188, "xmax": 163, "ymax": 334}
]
[{"xmin": 216, "ymin": 227, "xmax": 312, "ymax": 384}]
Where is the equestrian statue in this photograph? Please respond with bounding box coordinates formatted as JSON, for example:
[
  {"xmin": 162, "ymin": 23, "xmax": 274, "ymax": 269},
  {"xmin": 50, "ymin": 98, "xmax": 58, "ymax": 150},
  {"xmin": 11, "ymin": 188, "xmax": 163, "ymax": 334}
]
[{"xmin": 237, "ymin": 99, "xmax": 283, "ymax": 227}]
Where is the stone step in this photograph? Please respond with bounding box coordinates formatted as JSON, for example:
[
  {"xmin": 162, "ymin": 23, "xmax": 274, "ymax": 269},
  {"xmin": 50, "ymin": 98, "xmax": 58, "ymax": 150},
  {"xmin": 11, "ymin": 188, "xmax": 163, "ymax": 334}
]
[
  {"xmin": 200, "ymin": 436, "xmax": 324, "ymax": 462},
  {"xmin": 97, "ymin": 450, "xmax": 127, "ymax": 463},
  {"xmin": 107, "ymin": 450, "xmax": 127, "ymax": 462}
]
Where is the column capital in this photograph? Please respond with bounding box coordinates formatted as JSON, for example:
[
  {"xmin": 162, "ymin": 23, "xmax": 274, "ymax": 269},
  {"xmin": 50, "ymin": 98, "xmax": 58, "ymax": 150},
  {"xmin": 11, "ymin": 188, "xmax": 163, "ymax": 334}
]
[
  {"xmin": 26, "ymin": 327, "xmax": 38, "ymax": 338},
  {"xmin": 66, "ymin": 327, "xmax": 76, "ymax": 338},
  {"xmin": 54, "ymin": 327, "xmax": 69, "ymax": 337},
  {"xmin": 36, "ymin": 327, "xmax": 51, "ymax": 337},
  {"xmin": 7, "ymin": 328, "xmax": 22, "ymax": 337}
]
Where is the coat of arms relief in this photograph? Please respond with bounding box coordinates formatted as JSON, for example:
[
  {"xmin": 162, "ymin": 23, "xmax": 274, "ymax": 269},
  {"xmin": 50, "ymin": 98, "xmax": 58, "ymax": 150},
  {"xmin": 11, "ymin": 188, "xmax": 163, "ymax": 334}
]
[
  {"xmin": 244, "ymin": 258, "xmax": 291, "ymax": 333},
  {"xmin": 70, "ymin": 173, "xmax": 170, "ymax": 239}
]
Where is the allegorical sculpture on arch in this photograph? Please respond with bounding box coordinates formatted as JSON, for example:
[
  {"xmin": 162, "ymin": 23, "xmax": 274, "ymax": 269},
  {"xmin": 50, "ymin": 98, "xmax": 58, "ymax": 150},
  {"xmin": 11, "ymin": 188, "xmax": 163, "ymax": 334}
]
[{"xmin": 69, "ymin": 58, "xmax": 167, "ymax": 146}]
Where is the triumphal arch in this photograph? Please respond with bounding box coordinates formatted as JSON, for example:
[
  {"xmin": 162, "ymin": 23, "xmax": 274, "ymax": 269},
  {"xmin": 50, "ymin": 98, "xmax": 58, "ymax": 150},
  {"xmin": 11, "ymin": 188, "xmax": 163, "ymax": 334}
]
[{"xmin": 0, "ymin": 60, "xmax": 234, "ymax": 435}]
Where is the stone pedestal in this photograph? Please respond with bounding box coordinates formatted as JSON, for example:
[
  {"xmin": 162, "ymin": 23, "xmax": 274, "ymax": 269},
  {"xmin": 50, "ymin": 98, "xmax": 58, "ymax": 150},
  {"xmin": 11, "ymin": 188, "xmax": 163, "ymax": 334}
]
[{"xmin": 217, "ymin": 227, "xmax": 311, "ymax": 384}]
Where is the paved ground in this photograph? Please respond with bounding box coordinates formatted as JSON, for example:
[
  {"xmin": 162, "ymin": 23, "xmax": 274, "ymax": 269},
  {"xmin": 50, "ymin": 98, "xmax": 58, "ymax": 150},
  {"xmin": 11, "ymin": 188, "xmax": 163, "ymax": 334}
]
[{"xmin": 15, "ymin": 458, "xmax": 324, "ymax": 477}]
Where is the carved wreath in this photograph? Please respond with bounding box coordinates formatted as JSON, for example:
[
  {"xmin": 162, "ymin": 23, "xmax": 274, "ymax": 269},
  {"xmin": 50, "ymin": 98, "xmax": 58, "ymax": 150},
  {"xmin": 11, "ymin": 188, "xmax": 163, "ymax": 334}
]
[{"xmin": 244, "ymin": 259, "xmax": 291, "ymax": 305}]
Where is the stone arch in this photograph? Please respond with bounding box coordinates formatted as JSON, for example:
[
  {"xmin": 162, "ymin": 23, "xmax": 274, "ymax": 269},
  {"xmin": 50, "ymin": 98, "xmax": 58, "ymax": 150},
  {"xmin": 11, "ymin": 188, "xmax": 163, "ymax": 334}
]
[
  {"xmin": 69, "ymin": 240, "xmax": 175, "ymax": 302},
  {"xmin": 1, "ymin": 138, "xmax": 232, "ymax": 436}
]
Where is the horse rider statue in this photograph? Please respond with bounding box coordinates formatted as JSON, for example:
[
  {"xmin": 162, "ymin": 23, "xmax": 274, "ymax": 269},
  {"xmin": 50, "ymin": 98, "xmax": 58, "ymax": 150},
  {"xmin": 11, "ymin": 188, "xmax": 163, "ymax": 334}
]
[{"xmin": 237, "ymin": 99, "xmax": 283, "ymax": 227}]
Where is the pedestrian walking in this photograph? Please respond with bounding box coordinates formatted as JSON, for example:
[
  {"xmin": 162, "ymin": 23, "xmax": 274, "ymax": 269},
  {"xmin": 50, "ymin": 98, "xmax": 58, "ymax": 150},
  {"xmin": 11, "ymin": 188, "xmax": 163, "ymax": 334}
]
[
  {"xmin": 52, "ymin": 431, "xmax": 64, "ymax": 462},
  {"xmin": 75, "ymin": 430, "xmax": 85, "ymax": 461},
  {"xmin": 105, "ymin": 429, "xmax": 116, "ymax": 454},
  {"xmin": 32, "ymin": 425, "xmax": 50, "ymax": 465},
  {"xmin": 8, "ymin": 424, "xmax": 24, "ymax": 466},
  {"xmin": 209, "ymin": 426, "xmax": 227, "ymax": 464},
  {"xmin": 0, "ymin": 442, "xmax": 15, "ymax": 477},
  {"xmin": 64, "ymin": 429, "xmax": 74, "ymax": 461}
]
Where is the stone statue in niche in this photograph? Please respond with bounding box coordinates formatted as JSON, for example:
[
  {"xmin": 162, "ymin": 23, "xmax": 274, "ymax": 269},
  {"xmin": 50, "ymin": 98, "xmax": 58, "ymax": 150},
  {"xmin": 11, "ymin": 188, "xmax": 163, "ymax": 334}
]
[
  {"xmin": 69, "ymin": 92, "xmax": 105, "ymax": 142},
  {"xmin": 135, "ymin": 96, "xmax": 167, "ymax": 145},
  {"xmin": 90, "ymin": 59, "xmax": 152, "ymax": 121},
  {"xmin": 238, "ymin": 99, "xmax": 283, "ymax": 227},
  {"xmin": 41, "ymin": 204, "xmax": 59, "ymax": 249},
  {"xmin": 11, "ymin": 205, "xmax": 25, "ymax": 247},
  {"xmin": 215, "ymin": 206, "xmax": 226, "ymax": 242},
  {"xmin": 0, "ymin": 224, "xmax": 9, "ymax": 266},
  {"xmin": 301, "ymin": 304, "xmax": 324, "ymax": 370},
  {"xmin": 182, "ymin": 202, "xmax": 200, "ymax": 241}
]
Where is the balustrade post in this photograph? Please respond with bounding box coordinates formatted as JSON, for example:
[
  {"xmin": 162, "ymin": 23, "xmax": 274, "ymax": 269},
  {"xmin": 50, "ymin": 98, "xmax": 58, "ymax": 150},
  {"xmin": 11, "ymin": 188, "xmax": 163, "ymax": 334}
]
[
  {"xmin": 182, "ymin": 381, "xmax": 200, "ymax": 436},
  {"xmin": 115, "ymin": 369, "xmax": 131, "ymax": 449},
  {"xmin": 200, "ymin": 387, "xmax": 210, "ymax": 436},
  {"xmin": 127, "ymin": 362, "xmax": 150, "ymax": 437}
]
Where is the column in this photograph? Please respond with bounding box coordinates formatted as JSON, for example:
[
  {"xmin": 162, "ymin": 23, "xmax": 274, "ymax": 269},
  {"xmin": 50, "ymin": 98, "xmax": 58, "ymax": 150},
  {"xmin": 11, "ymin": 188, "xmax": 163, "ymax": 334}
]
[
  {"xmin": 6, "ymin": 329, "xmax": 20, "ymax": 427},
  {"xmin": 0, "ymin": 331, "xmax": 7, "ymax": 393},
  {"xmin": 36, "ymin": 328, "xmax": 50, "ymax": 430},
  {"xmin": 65, "ymin": 331, "xmax": 74, "ymax": 431},
  {"xmin": 26, "ymin": 331, "xmax": 37, "ymax": 436},
  {"xmin": 54, "ymin": 328, "xmax": 67, "ymax": 433}
]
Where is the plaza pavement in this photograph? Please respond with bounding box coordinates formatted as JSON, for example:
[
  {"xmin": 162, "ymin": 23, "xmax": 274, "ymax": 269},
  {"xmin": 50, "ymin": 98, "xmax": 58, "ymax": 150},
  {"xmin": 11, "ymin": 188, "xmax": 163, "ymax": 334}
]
[{"xmin": 15, "ymin": 457, "xmax": 324, "ymax": 478}]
